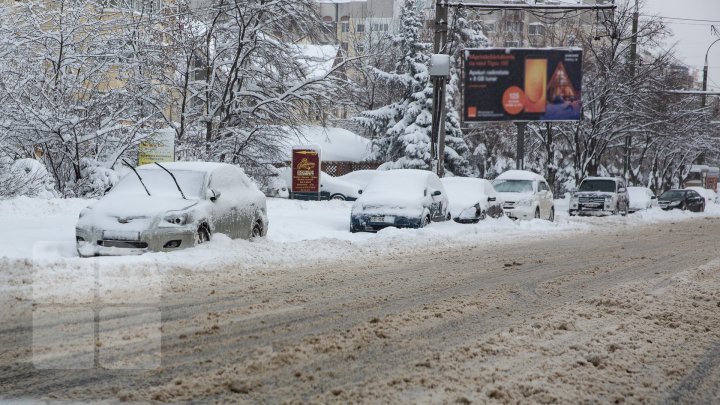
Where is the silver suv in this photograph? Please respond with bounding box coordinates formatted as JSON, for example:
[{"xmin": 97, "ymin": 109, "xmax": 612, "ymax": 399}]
[{"xmin": 569, "ymin": 177, "xmax": 629, "ymax": 216}]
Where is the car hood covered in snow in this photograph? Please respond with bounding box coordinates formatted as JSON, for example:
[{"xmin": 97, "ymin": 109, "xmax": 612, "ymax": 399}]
[{"xmin": 77, "ymin": 195, "xmax": 200, "ymax": 231}]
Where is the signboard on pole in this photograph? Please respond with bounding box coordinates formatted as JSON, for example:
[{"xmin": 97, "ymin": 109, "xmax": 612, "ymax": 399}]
[
  {"xmin": 138, "ymin": 129, "xmax": 176, "ymax": 165},
  {"xmin": 291, "ymin": 146, "xmax": 321, "ymax": 200},
  {"xmin": 464, "ymin": 48, "xmax": 583, "ymax": 122}
]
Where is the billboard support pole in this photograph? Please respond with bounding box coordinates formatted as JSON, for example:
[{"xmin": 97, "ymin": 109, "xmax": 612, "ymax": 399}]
[
  {"xmin": 516, "ymin": 122, "xmax": 526, "ymax": 170},
  {"xmin": 431, "ymin": 0, "xmax": 448, "ymax": 177}
]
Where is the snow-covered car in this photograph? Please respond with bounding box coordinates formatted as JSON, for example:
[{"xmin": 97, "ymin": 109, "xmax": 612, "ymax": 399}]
[
  {"xmin": 350, "ymin": 169, "xmax": 450, "ymax": 232},
  {"xmin": 278, "ymin": 167, "xmax": 362, "ymax": 201},
  {"xmin": 75, "ymin": 162, "xmax": 268, "ymax": 257},
  {"xmin": 441, "ymin": 177, "xmax": 503, "ymax": 223},
  {"xmin": 657, "ymin": 189, "xmax": 705, "ymax": 212},
  {"xmin": 627, "ymin": 186, "xmax": 658, "ymax": 213},
  {"xmin": 336, "ymin": 169, "xmax": 378, "ymax": 190},
  {"xmin": 686, "ymin": 186, "xmax": 719, "ymax": 205},
  {"xmin": 568, "ymin": 176, "xmax": 629, "ymax": 216},
  {"xmin": 492, "ymin": 170, "xmax": 554, "ymax": 221}
]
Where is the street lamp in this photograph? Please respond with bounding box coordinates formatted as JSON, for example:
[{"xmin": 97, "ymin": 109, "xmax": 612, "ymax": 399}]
[{"xmin": 702, "ymin": 38, "xmax": 720, "ymax": 107}]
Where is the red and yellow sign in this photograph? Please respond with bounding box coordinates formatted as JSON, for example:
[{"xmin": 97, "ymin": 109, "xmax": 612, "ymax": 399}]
[{"xmin": 291, "ymin": 146, "xmax": 321, "ymax": 195}]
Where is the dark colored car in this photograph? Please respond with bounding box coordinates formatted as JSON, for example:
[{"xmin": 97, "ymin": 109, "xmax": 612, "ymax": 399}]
[
  {"xmin": 350, "ymin": 169, "xmax": 449, "ymax": 232},
  {"xmin": 657, "ymin": 189, "xmax": 705, "ymax": 212}
]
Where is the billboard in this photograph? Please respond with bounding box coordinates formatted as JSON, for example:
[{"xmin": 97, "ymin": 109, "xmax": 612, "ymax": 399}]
[
  {"xmin": 291, "ymin": 146, "xmax": 321, "ymax": 199},
  {"xmin": 138, "ymin": 129, "xmax": 175, "ymax": 165},
  {"xmin": 464, "ymin": 48, "xmax": 583, "ymax": 122}
]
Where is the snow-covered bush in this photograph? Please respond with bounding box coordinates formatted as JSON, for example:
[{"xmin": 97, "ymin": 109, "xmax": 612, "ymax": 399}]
[
  {"xmin": 0, "ymin": 158, "xmax": 58, "ymax": 199},
  {"xmin": 72, "ymin": 158, "xmax": 119, "ymax": 198}
]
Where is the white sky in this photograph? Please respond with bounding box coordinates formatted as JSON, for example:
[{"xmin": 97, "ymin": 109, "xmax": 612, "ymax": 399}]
[{"xmin": 642, "ymin": 0, "xmax": 720, "ymax": 90}]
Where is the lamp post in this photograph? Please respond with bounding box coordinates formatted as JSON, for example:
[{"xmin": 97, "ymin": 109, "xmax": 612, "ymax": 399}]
[{"xmin": 702, "ymin": 38, "xmax": 720, "ymax": 108}]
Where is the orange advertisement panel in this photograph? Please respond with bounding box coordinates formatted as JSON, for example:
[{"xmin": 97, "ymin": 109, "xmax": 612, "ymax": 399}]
[
  {"xmin": 291, "ymin": 146, "xmax": 321, "ymax": 195},
  {"xmin": 464, "ymin": 48, "xmax": 583, "ymax": 122}
]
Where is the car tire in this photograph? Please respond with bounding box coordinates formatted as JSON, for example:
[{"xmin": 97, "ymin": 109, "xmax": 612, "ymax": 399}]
[
  {"xmin": 251, "ymin": 221, "xmax": 264, "ymax": 238},
  {"xmin": 548, "ymin": 207, "xmax": 555, "ymax": 222},
  {"xmin": 420, "ymin": 215, "xmax": 430, "ymax": 228},
  {"xmin": 330, "ymin": 194, "xmax": 346, "ymax": 201},
  {"xmin": 612, "ymin": 204, "xmax": 619, "ymax": 215},
  {"xmin": 534, "ymin": 207, "xmax": 540, "ymax": 219},
  {"xmin": 446, "ymin": 212, "xmax": 451, "ymax": 221},
  {"xmin": 479, "ymin": 210, "xmax": 487, "ymax": 221},
  {"xmin": 195, "ymin": 225, "xmax": 210, "ymax": 245},
  {"xmin": 569, "ymin": 210, "xmax": 577, "ymax": 217},
  {"xmin": 680, "ymin": 202, "xmax": 687, "ymax": 211},
  {"xmin": 621, "ymin": 203, "xmax": 628, "ymax": 216},
  {"xmin": 700, "ymin": 203, "xmax": 705, "ymax": 212}
]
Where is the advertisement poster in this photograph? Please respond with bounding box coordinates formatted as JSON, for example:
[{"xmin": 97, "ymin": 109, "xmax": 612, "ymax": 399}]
[
  {"xmin": 138, "ymin": 129, "xmax": 176, "ymax": 165},
  {"xmin": 464, "ymin": 48, "xmax": 583, "ymax": 122},
  {"xmin": 291, "ymin": 146, "xmax": 321, "ymax": 199}
]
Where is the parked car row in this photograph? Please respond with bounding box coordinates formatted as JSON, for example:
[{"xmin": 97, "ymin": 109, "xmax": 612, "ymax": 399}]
[
  {"xmin": 350, "ymin": 169, "xmax": 555, "ymax": 232},
  {"xmin": 76, "ymin": 162, "xmax": 714, "ymax": 256}
]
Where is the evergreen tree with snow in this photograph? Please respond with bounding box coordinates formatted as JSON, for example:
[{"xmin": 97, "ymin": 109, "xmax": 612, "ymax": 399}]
[
  {"xmin": 355, "ymin": 0, "xmax": 474, "ymax": 174},
  {"xmin": 445, "ymin": 6, "xmax": 489, "ymax": 177}
]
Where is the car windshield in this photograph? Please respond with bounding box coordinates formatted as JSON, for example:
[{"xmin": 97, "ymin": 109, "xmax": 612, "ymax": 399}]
[
  {"xmin": 492, "ymin": 179, "xmax": 533, "ymax": 193},
  {"xmin": 113, "ymin": 169, "xmax": 206, "ymax": 199},
  {"xmin": 579, "ymin": 180, "xmax": 616, "ymax": 192},
  {"xmin": 660, "ymin": 190, "xmax": 686, "ymax": 199}
]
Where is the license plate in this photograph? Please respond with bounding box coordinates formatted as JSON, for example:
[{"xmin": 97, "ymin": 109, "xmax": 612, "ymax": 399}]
[
  {"xmin": 103, "ymin": 230, "xmax": 140, "ymax": 241},
  {"xmin": 583, "ymin": 203, "xmax": 601, "ymax": 208},
  {"xmin": 369, "ymin": 216, "xmax": 395, "ymax": 224}
]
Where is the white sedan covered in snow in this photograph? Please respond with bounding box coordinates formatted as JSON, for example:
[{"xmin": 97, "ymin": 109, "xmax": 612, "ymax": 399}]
[
  {"xmin": 75, "ymin": 162, "xmax": 268, "ymax": 257},
  {"xmin": 627, "ymin": 186, "xmax": 658, "ymax": 213},
  {"xmin": 441, "ymin": 177, "xmax": 504, "ymax": 223},
  {"xmin": 492, "ymin": 170, "xmax": 554, "ymax": 221}
]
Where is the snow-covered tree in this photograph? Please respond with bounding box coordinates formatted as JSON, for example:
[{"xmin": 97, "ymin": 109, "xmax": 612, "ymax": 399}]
[{"xmin": 355, "ymin": 0, "xmax": 474, "ymax": 174}]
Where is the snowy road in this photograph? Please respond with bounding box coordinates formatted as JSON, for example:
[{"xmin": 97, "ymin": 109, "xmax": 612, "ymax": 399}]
[{"xmin": 1, "ymin": 217, "xmax": 719, "ymax": 403}]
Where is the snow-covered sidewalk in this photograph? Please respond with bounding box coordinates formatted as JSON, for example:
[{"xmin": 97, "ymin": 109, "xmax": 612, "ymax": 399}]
[{"xmin": 1, "ymin": 196, "xmax": 717, "ymax": 266}]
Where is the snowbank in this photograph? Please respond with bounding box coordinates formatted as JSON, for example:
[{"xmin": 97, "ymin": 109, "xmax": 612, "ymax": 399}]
[{"xmin": 1, "ymin": 196, "xmax": 718, "ymax": 301}]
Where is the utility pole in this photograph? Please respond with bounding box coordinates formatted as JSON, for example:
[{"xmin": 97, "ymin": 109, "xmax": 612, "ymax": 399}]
[
  {"xmin": 516, "ymin": 122, "xmax": 526, "ymax": 170},
  {"xmin": 624, "ymin": 0, "xmax": 639, "ymax": 180},
  {"xmin": 431, "ymin": 0, "xmax": 449, "ymax": 177},
  {"xmin": 702, "ymin": 33, "xmax": 720, "ymax": 108}
]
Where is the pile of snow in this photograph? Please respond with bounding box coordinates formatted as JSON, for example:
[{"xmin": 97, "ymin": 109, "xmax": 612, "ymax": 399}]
[{"xmin": 1, "ymin": 195, "xmax": 719, "ymax": 301}]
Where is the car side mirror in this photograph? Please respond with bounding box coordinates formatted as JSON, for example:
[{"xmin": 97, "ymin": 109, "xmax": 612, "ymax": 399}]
[
  {"xmin": 358, "ymin": 189, "xmax": 363, "ymax": 194},
  {"xmin": 651, "ymin": 196, "xmax": 657, "ymax": 199},
  {"xmin": 432, "ymin": 190, "xmax": 442, "ymax": 197},
  {"xmin": 209, "ymin": 189, "xmax": 221, "ymax": 202},
  {"xmin": 619, "ymin": 187, "xmax": 626, "ymax": 193},
  {"xmin": 488, "ymin": 196, "xmax": 496, "ymax": 202}
]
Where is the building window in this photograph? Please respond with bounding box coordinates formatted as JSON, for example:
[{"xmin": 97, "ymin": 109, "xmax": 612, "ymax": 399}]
[
  {"xmin": 529, "ymin": 24, "xmax": 545, "ymax": 36},
  {"xmin": 341, "ymin": 22, "xmax": 349, "ymax": 33},
  {"xmin": 504, "ymin": 40, "xmax": 520, "ymax": 47},
  {"xmin": 356, "ymin": 24, "xmax": 365, "ymax": 33},
  {"xmin": 485, "ymin": 21, "xmax": 496, "ymax": 33},
  {"xmin": 341, "ymin": 42, "xmax": 349, "ymax": 52},
  {"xmin": 506, "ymin": 21, "xmax": 523, "ymax": 34}
]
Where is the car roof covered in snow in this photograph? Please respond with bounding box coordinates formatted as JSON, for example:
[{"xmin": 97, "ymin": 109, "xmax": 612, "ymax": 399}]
[{"xmin": 495, "ymin": 170, "xmax": 545, "ymax": 182}]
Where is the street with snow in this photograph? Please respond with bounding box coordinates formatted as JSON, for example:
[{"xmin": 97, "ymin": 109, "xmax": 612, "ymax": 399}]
[{"xmin": 1, "ymin": 197, "xmax": 719, "ymax": 403}]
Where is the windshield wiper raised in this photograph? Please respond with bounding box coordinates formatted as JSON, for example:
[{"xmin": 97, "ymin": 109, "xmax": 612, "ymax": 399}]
[
  {"xmin": 154, "ymin": 162, "xmax": 187, "ymax": 200},
  {"xmin": 122, "ymin": 159, "xmax": 151, "ymax": 196}
]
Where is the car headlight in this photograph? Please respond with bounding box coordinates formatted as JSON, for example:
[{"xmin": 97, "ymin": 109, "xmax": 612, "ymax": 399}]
[
  {"xmin": 669, "ymin": 200, "xmax": 681, "ymax": 206},
  {"xmin": 517, "ymin": 198, "xmax": 533, "ymax": 206},
  {"xmin": 163, "ymin": 213, "xmax": 189, "ymax": 225},
  {"xmin": 604, "ymin": 195, "xmax": 612, "ymax": 200}
]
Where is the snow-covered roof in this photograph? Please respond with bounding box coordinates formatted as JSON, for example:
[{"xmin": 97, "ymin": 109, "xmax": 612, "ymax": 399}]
[
  {"xmin": 496, "ymin": 170, "xmax": 546, "ymax": 182},
  {"xmin": 279, "ymin": 126, "xmax": 372, "ymax": 162}
]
